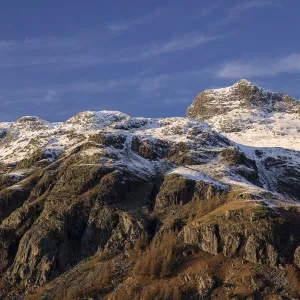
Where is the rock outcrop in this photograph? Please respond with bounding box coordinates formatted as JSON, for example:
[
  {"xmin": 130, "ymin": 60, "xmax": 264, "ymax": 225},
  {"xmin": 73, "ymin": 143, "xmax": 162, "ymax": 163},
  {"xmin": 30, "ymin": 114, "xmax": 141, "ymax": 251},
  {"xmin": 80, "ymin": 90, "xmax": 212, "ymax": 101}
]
[{"xmin": 182, "ymin": 205, "xmax": 300, "ymax": 269}]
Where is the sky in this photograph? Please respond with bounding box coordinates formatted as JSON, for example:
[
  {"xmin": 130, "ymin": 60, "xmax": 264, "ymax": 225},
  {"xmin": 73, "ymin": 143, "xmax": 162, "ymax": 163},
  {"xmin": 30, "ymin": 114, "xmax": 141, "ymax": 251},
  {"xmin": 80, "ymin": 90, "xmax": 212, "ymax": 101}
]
[{"xmin": 0, "ymin": 0, "xmax": 299, "ymax": 122}]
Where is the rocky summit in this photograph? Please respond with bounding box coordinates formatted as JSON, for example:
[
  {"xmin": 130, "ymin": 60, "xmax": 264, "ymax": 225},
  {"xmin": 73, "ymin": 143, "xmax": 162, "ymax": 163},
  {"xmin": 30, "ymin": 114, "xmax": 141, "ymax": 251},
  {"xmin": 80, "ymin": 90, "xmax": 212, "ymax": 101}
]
[
  {"xmin": 187, "ymin": 79, "xmax": 300, "ymax": 150},
  {"xmin": 1, "ymin": 82, "xmax": 300, "ymax": 299}
]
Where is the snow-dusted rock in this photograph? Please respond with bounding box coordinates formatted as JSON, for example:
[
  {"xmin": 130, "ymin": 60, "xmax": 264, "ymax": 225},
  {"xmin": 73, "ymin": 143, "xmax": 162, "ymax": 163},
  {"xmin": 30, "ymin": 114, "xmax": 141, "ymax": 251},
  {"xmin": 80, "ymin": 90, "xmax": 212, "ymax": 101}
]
[{"xmin": 187, "ymin": 79, "xmax": 300, "ymax": 151}]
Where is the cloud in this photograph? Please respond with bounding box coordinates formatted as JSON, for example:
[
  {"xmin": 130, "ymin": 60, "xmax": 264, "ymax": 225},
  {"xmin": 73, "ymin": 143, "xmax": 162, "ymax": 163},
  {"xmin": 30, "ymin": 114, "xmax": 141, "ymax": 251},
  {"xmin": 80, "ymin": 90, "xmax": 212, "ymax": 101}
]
[
  {"xmin": 0, "ymin": 36, "xmax": 79, "ymax": 52},
  {"xmin": 45, "ymin": 90, "xmax": 59, "ymax": 102},
  {"xmin": 138, "ymin": 33, "xmax": 226, "ymax": 60},
  {"xmin": 114, "ymin": 33, "xmax": 230, "ymax": 64},
  {"xmin": 0, "ymin": 31, "xmax": 227, "ymax": 69},
  {"xmin": 1, "ymin": 67, "xmax": 209, "ymax": 107},
  {"xmin": 57, "ymin": 76, "xmax": 168, "ymax": 95},
  {"xmin": 216, "ymin": 53, "xmax": 300, "ymax": 79},
  {"xmin": 107, "ymin": 1, "xmax": 225, "ymax": 32},
  {"xmin": 97, "ymin": 33, "xmax": 228, "ymax": 64},
  {"xmin": 231, "ymin": 0, "xmax": 276, "ymax": 15},
  {"xmin": 107, "ymin": 9, "xmax": 162, "ymax": 31},
  {"xmin": 0, "ymin": 35, "xmax": 92, "ymax": 68},
  {"xmin": 61, "ymin": 80, "xmax": 118, "ymax": 93},
  {"xmin": 0, "ymin": 40, "xmax": 15, "ymax": 51},
  {"xmin": 221, "ymin": 0, "xmax": 280, "ymax": 23}
]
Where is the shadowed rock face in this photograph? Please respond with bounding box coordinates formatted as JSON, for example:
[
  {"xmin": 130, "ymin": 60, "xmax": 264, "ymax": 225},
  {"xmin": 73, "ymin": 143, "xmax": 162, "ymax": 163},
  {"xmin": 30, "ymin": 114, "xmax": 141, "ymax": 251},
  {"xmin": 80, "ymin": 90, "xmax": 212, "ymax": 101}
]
[{"xmin": 0, "ymin": 104, "xmax": 300, "ymax": 299}]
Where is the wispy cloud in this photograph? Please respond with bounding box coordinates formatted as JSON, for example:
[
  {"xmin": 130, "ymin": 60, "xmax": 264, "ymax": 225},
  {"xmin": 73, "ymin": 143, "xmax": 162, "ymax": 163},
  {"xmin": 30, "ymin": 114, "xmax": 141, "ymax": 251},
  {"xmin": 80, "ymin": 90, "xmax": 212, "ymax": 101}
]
[
  {"xmin": 0, "ymin": 40, "xmax": 15, "ymax": 51},
  {"xmin": 0, "ymin": 36, "xmax": 80, "ymax": 52},
  {"xmin": 108, "ymin": 2, "xmax": 222, "ymax": 32},
  {"xmin": 45, "ymin": 90, "xmax": 59, "ymax": 102},
  {"xmin": 0, "ymin": 35, "xmax": 93, "ymax": 67},
  {"xmin": 0, "ymin": 31, "xmax": 227, "ymax": 69},
  {"xmin": 2, "ymin": 67, "xmax": 209, "ymax": 107},
  {"xmin": 216, "ymin": 53, "xmax": 300, "ymax": 79},
  {"xmin": 136, "ymin": 33, "xmax": 226, "ymax": 60},
  {"xmin": 222, "ymin": 0, "xmax": 280, "ymax": 23},
  {"xmin": 107, "ymin": 8, "xmax": 162, "ymax": 31}
]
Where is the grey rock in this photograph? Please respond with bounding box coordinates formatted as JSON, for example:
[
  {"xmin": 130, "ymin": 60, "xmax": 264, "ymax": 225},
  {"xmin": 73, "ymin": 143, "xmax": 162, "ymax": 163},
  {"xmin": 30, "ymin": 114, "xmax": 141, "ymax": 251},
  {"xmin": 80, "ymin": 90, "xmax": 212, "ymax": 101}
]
[{"xmin": 294, "ymin": 246, "xmax": 300, "ymax": 269}]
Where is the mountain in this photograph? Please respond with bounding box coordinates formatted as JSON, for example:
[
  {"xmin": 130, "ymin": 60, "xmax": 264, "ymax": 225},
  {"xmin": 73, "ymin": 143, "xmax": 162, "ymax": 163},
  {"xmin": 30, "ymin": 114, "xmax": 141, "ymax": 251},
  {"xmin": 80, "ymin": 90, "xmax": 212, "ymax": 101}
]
[
  {"xmin": 187, "ymin": 79, "xmax": 300, "ymax": 151},
  {"xmin": 0, "ymin": 92, "xmax": 300, "ymax": 298}
]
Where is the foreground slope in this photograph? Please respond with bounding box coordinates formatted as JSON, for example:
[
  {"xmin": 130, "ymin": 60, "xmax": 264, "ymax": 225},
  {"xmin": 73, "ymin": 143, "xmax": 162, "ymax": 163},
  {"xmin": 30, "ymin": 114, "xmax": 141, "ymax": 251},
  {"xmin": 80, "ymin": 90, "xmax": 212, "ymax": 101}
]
[{"xmin": 0, "ymin": 110, "xmax": 300, "ymax": 299}]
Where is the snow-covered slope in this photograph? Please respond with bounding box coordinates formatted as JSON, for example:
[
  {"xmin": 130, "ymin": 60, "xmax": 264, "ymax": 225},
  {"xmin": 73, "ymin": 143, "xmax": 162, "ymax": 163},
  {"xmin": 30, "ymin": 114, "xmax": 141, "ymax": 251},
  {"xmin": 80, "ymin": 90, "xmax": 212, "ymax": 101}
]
[
  {"xmin": 0, "ymin": 109, "xmax": 299, "ymax": 207},
  {"xmin": 0, "ymin": 111, "xmax": 233, "ymax": 191},
  {"xmin": 0, "ymin": 111, "xmax": 224, "ymax": 165},
  {"xmin": 187, "ymin": 79, "xmax": 300, "ymax": 151}
]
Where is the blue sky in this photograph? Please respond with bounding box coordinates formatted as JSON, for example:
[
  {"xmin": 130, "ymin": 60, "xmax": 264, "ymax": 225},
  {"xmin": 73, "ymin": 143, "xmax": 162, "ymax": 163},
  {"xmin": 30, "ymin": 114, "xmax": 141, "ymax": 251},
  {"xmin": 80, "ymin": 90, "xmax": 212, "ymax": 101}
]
[{"xmin": 0, "ymin": 0, "xmax": 299, "ymax": 121}]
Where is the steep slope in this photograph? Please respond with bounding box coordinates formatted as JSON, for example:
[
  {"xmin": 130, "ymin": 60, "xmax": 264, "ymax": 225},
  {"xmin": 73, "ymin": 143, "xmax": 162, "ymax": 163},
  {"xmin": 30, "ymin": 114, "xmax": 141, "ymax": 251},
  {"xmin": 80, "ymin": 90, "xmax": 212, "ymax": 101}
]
[
  {"xmin": 0, "ymin": 110, "xmax": 300, "ymax": 299},
  {"xmin": 187, "ymin": 79, "xmax": 300, "ymax": 150}
]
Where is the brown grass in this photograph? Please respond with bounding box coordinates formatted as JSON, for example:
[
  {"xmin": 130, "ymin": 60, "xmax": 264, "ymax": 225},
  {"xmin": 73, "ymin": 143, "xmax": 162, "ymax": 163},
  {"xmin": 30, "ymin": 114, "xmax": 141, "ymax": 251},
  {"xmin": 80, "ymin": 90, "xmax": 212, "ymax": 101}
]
[{"xmin": 133, "ymin": 230, "xmax": 182, "ymax": 280}]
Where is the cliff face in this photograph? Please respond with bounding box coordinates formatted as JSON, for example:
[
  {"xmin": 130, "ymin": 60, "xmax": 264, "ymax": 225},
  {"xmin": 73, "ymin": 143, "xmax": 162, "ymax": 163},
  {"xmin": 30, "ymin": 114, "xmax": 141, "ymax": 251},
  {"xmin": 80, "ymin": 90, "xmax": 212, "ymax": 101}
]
[{"xmin": 0, "ymin": 85, "xmax": 300, "ymax": 299}]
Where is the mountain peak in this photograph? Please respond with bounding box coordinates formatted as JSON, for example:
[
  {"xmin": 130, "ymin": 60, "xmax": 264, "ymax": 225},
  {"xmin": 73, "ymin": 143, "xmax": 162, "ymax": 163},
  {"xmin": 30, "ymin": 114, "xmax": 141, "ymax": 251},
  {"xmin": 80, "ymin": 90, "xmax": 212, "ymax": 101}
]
[
  {"xmin": 186, "ymin": 81, "xmax": 300, "ymax": 150},
  {"xmin": 187, "ymin": 80, "xmax": 299, "ymax": 120},
  {"xmin": 62, "ymin": 110, "xmax": 130, "ymax": 131},
  {"xmin": 233, "ymin": 78, "xmax": 255, "ymax": 87},
  {"xmin": 11, "ymin": 116, "xmax": 51, "ymax": 132},
  {"xmin": 15, "ymin": 116, "xmax": 41, "ymax": 123}
]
